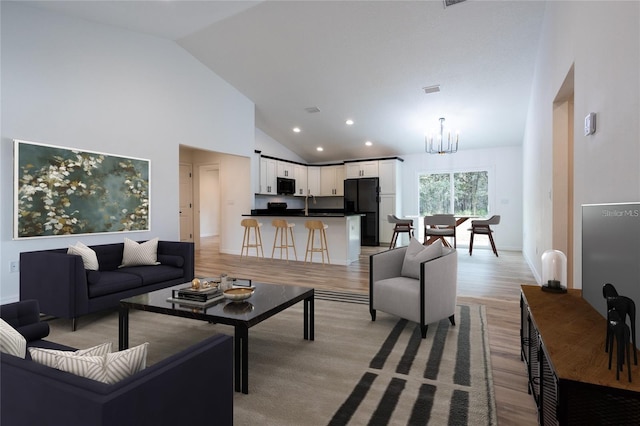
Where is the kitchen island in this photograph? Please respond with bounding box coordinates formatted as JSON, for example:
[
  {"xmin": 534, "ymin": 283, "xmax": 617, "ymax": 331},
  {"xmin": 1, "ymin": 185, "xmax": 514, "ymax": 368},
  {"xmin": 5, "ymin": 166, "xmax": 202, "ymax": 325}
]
[{"xmin": 243, "ymin": 210, "xmax": 361, "ymax": 265}]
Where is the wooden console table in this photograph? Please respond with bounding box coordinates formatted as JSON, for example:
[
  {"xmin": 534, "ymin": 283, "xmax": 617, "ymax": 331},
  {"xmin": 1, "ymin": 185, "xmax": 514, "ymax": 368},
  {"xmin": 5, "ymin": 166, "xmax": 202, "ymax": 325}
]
[{"xmin": 520, "ymin": 285, "xmax": 640, "ymax": 425}]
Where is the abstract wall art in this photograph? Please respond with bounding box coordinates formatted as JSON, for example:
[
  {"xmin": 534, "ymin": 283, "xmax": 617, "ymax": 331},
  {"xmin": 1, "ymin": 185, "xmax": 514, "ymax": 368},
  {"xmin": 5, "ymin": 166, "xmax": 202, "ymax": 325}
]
[{"xmin": 14, "ymin": 139, "xmax": 150, "ymax": 239}]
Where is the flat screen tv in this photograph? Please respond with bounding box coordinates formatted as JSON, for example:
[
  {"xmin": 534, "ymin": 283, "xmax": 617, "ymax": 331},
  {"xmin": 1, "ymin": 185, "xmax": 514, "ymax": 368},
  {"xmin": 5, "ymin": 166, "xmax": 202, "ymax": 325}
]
[{"xmin": 582, "ymin": 202, "xmax": 640, "ymax": 348}]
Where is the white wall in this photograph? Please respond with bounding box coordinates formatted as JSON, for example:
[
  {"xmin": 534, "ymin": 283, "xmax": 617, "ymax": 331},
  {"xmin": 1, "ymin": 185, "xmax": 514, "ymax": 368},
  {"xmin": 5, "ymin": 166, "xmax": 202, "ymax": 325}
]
[
  {"xmin": 399, "ymin": 146, "xmax": 523, "ymax": 251},
  {"xmin": 523, "ymin": 1, "xmax": 640, "ymax": 288},
  {"xmin": 0, "ymin": 3, "xmax": 255, "ymax": 303},
  {"xmin": 200, "ymin": 168, "xmax": 220, "ymax": 237}
]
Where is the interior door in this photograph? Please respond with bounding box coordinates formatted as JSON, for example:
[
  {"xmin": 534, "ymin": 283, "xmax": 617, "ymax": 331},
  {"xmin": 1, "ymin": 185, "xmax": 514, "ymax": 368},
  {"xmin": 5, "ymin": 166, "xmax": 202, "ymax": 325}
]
[{"xmin": 179, "ymin": 163, "xmax": 193, "ymax": 242}]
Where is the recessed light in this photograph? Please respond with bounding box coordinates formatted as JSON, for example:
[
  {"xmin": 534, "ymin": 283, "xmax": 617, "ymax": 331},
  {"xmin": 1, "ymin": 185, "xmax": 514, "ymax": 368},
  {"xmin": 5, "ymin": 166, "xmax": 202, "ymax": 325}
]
[
  {"xmin": 365, "ymin": 141, "xmax": 372, "ymax": 146},
  {"xmin": 346, "ymin": 119, "xmax": 354, "ymax": 126},
  {"xmin": 293, "ymin": 127, "xmax": 301, "ymax": 133},
  {"xmin": 316, "ymin": 147, "xmax": 324, "ymax": 152}
]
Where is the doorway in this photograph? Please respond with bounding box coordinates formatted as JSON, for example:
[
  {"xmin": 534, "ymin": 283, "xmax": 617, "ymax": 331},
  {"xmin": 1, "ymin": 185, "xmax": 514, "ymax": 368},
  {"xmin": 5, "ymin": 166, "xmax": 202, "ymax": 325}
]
[
  {"xmin": 552, "ymin": 65, "xmax": 575, "ymax": 288},
  {"xmin": 199, "ymin": 164, "xmax": 221, "ymax": 239},
  {"xmin": 179, "ymin": 163, "xmax": 193, "ymax": 242}
]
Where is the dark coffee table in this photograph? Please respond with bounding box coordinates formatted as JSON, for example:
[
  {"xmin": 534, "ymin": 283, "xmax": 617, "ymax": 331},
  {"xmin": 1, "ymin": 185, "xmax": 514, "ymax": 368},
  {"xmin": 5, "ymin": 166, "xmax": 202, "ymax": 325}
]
[{"xmin": 119, "ymin": 282, "xmax": 314, "ymax": 394}]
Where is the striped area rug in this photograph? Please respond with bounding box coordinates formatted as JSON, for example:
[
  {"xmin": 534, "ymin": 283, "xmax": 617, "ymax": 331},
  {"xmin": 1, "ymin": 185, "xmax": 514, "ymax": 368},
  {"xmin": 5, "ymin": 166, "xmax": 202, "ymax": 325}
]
[{"xmin": 46, "ymin": 290, "xmax": 496, "ymax": 426}]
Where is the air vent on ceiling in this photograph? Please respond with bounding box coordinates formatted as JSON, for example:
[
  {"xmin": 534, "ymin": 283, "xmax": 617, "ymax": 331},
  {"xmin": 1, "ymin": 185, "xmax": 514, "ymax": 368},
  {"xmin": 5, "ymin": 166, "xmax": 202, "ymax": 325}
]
[
  {"xmin": 304, "ymin": 106, "xmax": 321, "ymax": 113},
  {"xmin": 443, "ymin": 0, "xmax": 466, "ymax": 7},
  {"xmin": 423, "ymin": 84, "xmax": 441, "ymax": 94}
]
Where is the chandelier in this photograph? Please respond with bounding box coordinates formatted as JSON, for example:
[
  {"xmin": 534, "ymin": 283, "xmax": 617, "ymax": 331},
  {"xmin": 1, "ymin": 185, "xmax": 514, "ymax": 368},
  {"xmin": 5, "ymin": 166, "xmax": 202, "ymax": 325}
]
[{"xmin": 425, "ymin": 117, "xmax": 459, "ymax": 154}]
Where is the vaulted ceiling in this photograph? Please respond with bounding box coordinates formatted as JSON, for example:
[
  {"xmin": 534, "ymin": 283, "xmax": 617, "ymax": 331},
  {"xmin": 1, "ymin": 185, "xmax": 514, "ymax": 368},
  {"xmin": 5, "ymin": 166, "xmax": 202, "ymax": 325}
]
[{"xmin": 22, "ymin": 0, "xmax": 546, "ymax": 162}]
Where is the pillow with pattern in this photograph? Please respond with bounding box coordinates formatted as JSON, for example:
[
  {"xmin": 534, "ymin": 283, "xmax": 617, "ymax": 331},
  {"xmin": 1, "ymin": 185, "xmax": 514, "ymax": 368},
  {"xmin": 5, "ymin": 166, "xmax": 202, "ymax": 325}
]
[
  {"xmin": 0, "ymin": 318, "xmax": 27, "ymax": 358},
  {"xmin": 29, "ymin": 342, "xmax": 112, "ymax": 368},
  {"xmin": 119, "ymin": 238, "xmax": 160, "ymax": 267},
  {"xmin": 67, "ymin": 241, "xmax": 99, "ymax": 270},
  {"xmin": 55, "ymin": 342, "xmax": 149, "ymax": 384}
]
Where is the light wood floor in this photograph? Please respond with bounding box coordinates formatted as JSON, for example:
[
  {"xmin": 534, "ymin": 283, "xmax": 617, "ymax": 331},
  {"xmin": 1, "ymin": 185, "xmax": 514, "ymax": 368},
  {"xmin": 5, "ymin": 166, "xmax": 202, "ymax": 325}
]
[{"xmin": 195, "ymin": 237, "xmax": 539, "ymax": 425}]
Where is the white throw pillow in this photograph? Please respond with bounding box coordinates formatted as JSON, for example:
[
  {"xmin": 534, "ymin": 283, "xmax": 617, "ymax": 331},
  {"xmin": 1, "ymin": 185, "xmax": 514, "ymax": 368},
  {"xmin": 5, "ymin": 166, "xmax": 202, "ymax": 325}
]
[
  {"xmin": 56, "ymin": 342, "xmax": 149, "ymax": 384},
  {"xmin": 119, "ymin": 237, "xmax": 160, "ymax": 267},
  {"xmin": 0, "ymin": 318, "xmax": 27, "ymax": 358},
  {"xmin": 29, "ymin": 342, "xmax": 112, "ymax": 368},
  {"xmin": 401, "ymin": 238, "xmax": 443, "ymax": 279},
  {"xmin": 67, "ymin": 241, "xmax": 99, "ymax": 270}
]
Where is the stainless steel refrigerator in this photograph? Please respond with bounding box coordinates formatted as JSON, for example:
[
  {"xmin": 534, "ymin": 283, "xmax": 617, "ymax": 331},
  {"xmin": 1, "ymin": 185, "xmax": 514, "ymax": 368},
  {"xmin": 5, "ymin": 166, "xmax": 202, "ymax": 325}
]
[{"xmin": 344, "ymin": 178, "xmax": 379, "ymax": 246}]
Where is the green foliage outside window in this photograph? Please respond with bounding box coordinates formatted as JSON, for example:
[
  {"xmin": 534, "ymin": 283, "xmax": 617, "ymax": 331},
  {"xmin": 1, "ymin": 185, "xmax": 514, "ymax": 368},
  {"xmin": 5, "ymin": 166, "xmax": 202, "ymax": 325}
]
[{"xmin": 419, "ymin": 171, "xmax": 488, "ymax": 216}]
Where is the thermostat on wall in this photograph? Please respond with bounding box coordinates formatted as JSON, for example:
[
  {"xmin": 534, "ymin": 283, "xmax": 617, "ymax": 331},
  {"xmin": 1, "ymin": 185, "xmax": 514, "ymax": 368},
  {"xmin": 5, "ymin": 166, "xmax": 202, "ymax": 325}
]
[{"xmin": 584, "ymin": 112, "xmax": 596, "ymax": 136}]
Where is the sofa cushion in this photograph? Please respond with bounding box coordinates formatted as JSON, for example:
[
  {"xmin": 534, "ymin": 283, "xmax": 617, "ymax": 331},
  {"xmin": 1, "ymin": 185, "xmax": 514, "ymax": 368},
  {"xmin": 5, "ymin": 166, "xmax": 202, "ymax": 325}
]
[
  {"xmin": 29, "ymin": 342, "xmax": 113, "ymax": 368},
  {"xmin": 55, "ymin": 342, "xmax": 148, "ymax": 384},
  {"xmin": 86, "ymin": 269, "xmax": 102, "ymax": 285},
  {"xmin": 88, "ymin": 271, "xmax": 143, "ymax": 298},
  {"xmin": 401, "ymin": 238, "xmax": 443, "ymax": 279},
  {"xmin": 120, "ymin": 238, "xmax": 160, "ymax": 267},
  {"xmin": 0, "ymin": 319, "xmax": 27, "ymax": 359},
  {"xmin": 123, "ymin": 264, "xmax": 185, "ymax": 285},
  {"xmin": 67, "ymin": 242, "xmax": 99, "ymax": 270},
  {"xmin": 158, "ymin": 254, "xmax": 184, "ymax": 268}
]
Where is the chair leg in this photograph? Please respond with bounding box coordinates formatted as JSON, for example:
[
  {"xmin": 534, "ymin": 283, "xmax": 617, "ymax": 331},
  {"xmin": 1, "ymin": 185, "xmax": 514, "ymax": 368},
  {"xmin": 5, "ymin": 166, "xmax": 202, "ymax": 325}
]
[
  {"xmin": 448, "ymin": 314, "xmax": 455, "ymax": 326},
  {"xmin": 289, "ymin": 227, "xmax": 298, "ymax": 261},
  {"xmin": 321, "ymin": 228, "xmax": 330, "ymax": 265},
  {"xmin": 256, "ymin": 227, "xmax": 264, "ymax": 258},
  {"xmin": 389, "ymin": 231, "xmax": 397, "ymax": 249},
  {"xmin": 420, "ymin": 324, "xmax": 428, "ymax": 339},
  {"xmin": 469, "ymin": 231, "xmax": 474, "ymax": 255},
  {"xmin": 370, "ymin": 309, "xmax": 376, "ymax": 321},
  {"xmin": 488, "ymin": 231, "xmax": 499, "ymax": 257}
]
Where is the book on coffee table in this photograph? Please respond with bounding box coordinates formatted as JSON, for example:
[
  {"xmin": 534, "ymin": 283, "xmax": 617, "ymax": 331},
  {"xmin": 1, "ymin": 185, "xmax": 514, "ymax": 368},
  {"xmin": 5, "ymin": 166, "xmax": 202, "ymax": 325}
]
[
  {"xmin": 166, "ymin": 293, "xmax": 225, "ymax": 308},
  {"xmin": 173, "ymin": 286, "xmax": 222, "ymax": 302}
]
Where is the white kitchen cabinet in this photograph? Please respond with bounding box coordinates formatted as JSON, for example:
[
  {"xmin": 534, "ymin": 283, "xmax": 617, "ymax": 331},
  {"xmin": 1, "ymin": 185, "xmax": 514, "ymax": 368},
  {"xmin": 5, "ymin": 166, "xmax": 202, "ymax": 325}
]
[
  {"xmin": 320, "ymin": 165, "xmax": 345, "ymax": 196},
  {"xmin": 378, "ymin": 159, "xmax": 400, "ymax": 194},
  {"xmin": 345, "ymin": 161, "xmax": 379, "ymax": 178},
  {"xmin": 259, "ymin": 157, "xmax": 277, "ymax": 195},
  {"xmin": 277, "ymin": 161, "xmax": 294, "ymax": 178},
  {"xmin": 294, "ymin": 164, "xmax": 307, "ymax": 196},
  {"xmin": 307, "ymin": 166, "xmax": 321, "ymax": 196},
  {"xmin": 379, "ymin": 194, "xmax": 396, "ymax": 245}
]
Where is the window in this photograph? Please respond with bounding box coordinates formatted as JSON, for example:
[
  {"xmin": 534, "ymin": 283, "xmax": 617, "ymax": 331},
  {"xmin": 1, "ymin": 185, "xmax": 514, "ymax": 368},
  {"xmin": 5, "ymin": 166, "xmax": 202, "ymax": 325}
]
[{"xmin": 419, "ymin": 170, "xmax": 489, "ymax": 216}]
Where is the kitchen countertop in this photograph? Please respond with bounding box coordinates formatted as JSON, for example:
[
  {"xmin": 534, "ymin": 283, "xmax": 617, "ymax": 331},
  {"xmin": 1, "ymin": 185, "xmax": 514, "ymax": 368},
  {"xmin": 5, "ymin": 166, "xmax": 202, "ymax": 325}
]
[{"xmin": 244, "ymin": 209, "xmax": 361, "ymax": 217}]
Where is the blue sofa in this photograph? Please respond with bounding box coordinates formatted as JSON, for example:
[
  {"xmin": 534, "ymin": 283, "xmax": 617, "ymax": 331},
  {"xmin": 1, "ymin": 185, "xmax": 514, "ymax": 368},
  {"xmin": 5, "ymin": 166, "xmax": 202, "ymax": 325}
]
[
  {"xmin": 20, "ymin": 240, "xmax": 194, "ymax": 330},
  {"xmin": 1, "ymin": 300, "xmax": 233, "ymax": 426}
]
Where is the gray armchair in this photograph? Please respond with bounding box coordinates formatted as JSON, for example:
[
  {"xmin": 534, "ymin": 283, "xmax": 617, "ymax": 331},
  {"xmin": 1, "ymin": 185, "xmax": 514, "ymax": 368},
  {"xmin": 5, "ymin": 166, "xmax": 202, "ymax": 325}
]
[{"xmin": 369, "ymin": 241, "xmax": 458, "ymax": 338}]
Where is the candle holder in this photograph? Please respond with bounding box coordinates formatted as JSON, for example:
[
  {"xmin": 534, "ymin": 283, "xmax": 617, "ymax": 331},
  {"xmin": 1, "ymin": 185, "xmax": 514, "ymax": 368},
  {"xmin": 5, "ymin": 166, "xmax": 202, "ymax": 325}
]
[{"xmin": 541, "ymin": 249, "xmax": 568, "ymax": 293}]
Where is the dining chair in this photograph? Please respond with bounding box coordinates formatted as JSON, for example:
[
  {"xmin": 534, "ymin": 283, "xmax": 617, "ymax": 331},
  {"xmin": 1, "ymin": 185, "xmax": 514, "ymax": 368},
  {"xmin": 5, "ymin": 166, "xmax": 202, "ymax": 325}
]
[
  {"xmin": 423, "ymin": 214, "xmax": 456, "ymax": 248},
  {"xmin": 468, "ymin": 215, "xmax": 501, "ymax": 256},
  {"xmin": 387, "ymin": 214, "xmax": 414, "ymax": 249}
]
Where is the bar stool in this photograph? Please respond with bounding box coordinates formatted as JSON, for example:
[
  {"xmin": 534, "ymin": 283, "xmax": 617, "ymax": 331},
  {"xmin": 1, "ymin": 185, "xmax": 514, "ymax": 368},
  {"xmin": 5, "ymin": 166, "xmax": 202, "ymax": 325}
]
[
  {"xmin": 240, "ymin": 218, "xmax": 264, "ymax": 258},
  {"xmin": 271, "ymin": 219, "xmax": 297, "ymax": 262},
  {"xmin": 304, "ymin": 220, "xmax": 330, "ymax": 265},
  {"xmin": 387, "ymin": 215, "xmax": 414, "ymax": 249}
]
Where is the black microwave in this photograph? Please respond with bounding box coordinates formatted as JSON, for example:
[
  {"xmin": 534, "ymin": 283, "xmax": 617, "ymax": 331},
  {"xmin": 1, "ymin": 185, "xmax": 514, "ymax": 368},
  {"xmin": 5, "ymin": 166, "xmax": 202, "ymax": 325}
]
[{"xmin": 277, "ymin": 177, "xmax": 295, "ymax": 195}]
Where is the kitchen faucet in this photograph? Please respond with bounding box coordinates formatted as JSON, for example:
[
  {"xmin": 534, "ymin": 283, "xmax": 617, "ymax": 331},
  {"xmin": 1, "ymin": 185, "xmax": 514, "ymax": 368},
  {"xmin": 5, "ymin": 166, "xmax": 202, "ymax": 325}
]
[{"xmin": 304, "ymin": 192, "xmax": 316, "ymax": 216}]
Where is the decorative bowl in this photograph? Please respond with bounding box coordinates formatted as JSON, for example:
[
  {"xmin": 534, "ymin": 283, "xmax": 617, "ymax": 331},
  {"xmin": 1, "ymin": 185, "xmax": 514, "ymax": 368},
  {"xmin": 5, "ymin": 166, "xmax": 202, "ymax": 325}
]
[{"xmin": 223, "ymin": 287, "xmax": 255, "ymax": 302}]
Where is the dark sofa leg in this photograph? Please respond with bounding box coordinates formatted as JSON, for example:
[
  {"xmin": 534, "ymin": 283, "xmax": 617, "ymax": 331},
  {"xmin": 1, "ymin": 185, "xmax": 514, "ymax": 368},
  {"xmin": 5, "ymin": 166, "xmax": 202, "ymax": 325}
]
[
  {"xmin": 421, "ymin": 324, "xmax": 428, "ymax": 338},
  {"xmin": 449, "ymin": 315, "xmax": 455, "ymax": 326},
  {"xmin": 72, "ymin": 317, "xmax": 77, "ymax": 332},
  {"xmin": 370, "ymin": 309, "xmax": 376, "ymax": 321}
]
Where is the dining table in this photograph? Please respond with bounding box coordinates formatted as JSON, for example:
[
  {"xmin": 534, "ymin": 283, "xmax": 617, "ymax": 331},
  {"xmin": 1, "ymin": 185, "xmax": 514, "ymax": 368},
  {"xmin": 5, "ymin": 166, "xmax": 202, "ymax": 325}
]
[{"xmin": 422, "ymin": 216, "xmax": 477, "ymax": 246}]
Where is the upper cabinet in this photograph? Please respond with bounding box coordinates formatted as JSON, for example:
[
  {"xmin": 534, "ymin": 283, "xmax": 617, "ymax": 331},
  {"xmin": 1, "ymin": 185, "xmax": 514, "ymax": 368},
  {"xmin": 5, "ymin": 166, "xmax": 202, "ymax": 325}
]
[
  {"xmin": 378, "ymin": 159, "xmax": 400, "ymax": 194},
  {"xmin": 345, "ymin": 161, "xmax": 379, "ymax": 179},
  {"xmin": 307, "ymin": 166, "xmax": 321, "ymax": 196},
  {"xmin": 294, "ymin": 164, "xmax": 307, "ymax": 196},
  {"xmin": 277, "ymin": 161, "xmax": 294, "ymax": 178},
  {"xmin": 259, "ymin": 157, "xmax": 277, "ymax": 195},
  {"xmin": 320, "ymin": 165, "xmax": 345, "ymax": 196}
]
